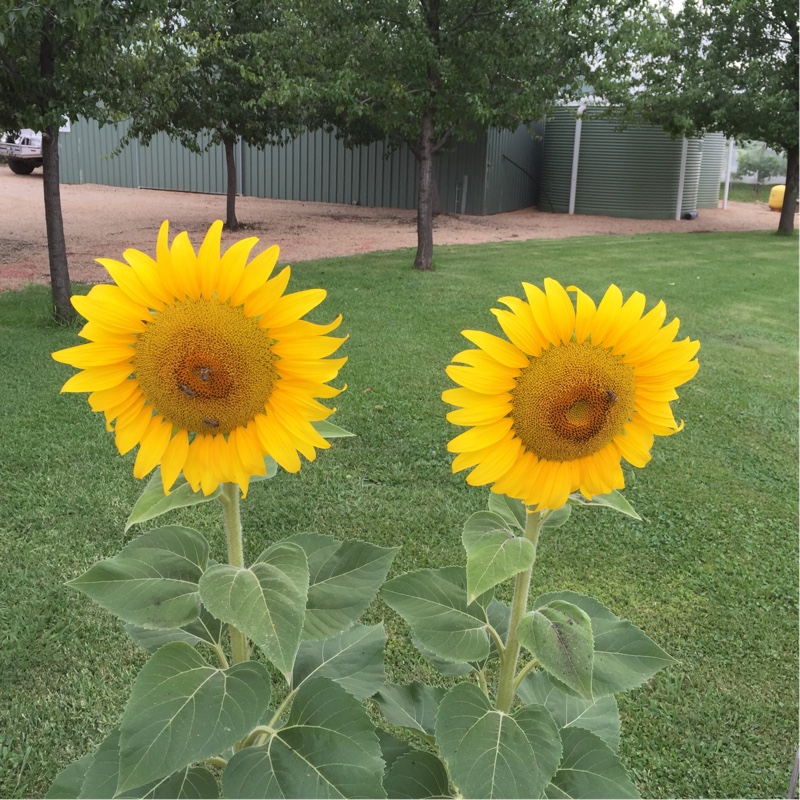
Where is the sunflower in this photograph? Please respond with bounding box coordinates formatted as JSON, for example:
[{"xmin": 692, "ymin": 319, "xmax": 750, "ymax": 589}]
[
  {"xmin": 443, "ymin": 278, "xmax": 699, "ymax": 512},
  {"xmin": 52, "ymin": 221, "xmax": 346, "ymax": 497}
]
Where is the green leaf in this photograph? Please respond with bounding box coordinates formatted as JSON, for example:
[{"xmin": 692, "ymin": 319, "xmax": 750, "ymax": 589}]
[
  {"xmin": 383, "ymin": 750, "xmax": 451, "ymax": 799},
  {"xmin": 292, "ymin": 623, "xmax": 385, "ymax": 699},
  {"xmin": 542, "ymin": 505, "xmax": 572, "ymax": 530},
  {"xmin": 77, "ymin": 727, "xmax": 220, "ymax": 799},
  {"xmin": 534, "ymin": 592, "xmax": 674, "ymax": 696},
  {"xmin": 199, "ymin": 542, "xmax": 309, "ymax": 676},
  {"xmin": 117, "ymin": 642, "xmax": 272, "ymax": 792},
  {"xmin": 377, "ymin": 731, "xmax": 413, "ymax": 770},
  {"xmin": 373, "ymin": 682, "xmax": 447, "ymax": 737},
  {"xmin": 124, "ymin": 607, "xmax": 223, "ymax": 654},
  {"xmin": 567, "ymin": 490, "xmax": 641, "ymax": 521},
  {"xmin": 518, "ymin": 600, "xmax": 595, "ymax": 699},
  {"xmin": 517, "ymin": 672, "xmax": 621, "ymax": 752},
  {"xmin": 311, "ymin": 419, "xmax": 356, "ymax": 438},
  {"xmin": 487, "ymin": 493, "xmax": 527, "ymax": 530},
  {"xmin": 381, "ymin": 566, "xmax": 490, "ymax": 663},
  {"xmin": 546, "ymin": 728, "xmax": 639, "ymax": 798},
  {"xmin": 223, "ymin": 677, "xmax": 386, "ymax": 799},
  {"xmin": 125, "ymin": 470, "xmax": 222, "ymax": 532},
  {"xmin": 435, "ymin": 683, "xmax": 561, "ymax": 799},
  {"xmin": 46, "ymin": 754, "xmax": 93, "ymax": 799},
  {"xmin": 411, "ymin": 635, "xmax": 473, "ymax": 677},
  {"xmin": 68, "ymin": 526, "xmax": 209, "ymax": 629},
  {"xmin": 462, "ymin": 511, "xmax": 535, "ymax": 602},
  {"xmin": 287, "ymin": 533, "xmax": 397, "ymax": 639}
]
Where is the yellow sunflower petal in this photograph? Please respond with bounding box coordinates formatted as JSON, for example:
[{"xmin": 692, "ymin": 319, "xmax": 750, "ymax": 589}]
[
  {"xmin": 216, "ymin": 237, "xmax": 259, "ymax": 302},
  {"xmin": 198, "ymin": 220, "xmax": 224, "ymax": 300},
  {"xmin": 447, "ymin": 417, "xmax": 514, "ymax": 453},
  {"xmin": 60, "ymin": 364, "xmax": 135, "ymax": 393},
  {"xmin": 244, "ymin": 266, "xmax": 292, "ymax": 319},
  {"xmin": 229, "ymin": 245, "xmax": 281, "ymax": 306},
  {"xmin": 115, "ymin": 403, "xmax": 154, "ymax": 455},
  {"xmin": 161, "ymin": 429, "xmax": 190, "ymax": 493},
  {"xmin": 133, "ymin": 415, "xmax": 172, "ymax": 479},
  {"xmin": 52, "ymin": 342, "xmax": 134, "ymax": 369},
  {"xmin": 461, "ymin": 330, "xmax": 529, "ymax": 369},
  {"xmin": 263, "ymin": 288, "xmax": 327, "ymax": 330}
]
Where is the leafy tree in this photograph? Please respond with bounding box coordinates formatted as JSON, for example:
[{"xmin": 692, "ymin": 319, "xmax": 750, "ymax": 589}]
[
  {"xmin": 595, "ymin": 0, "xmax": 798, "ymax": 234},
  {"xmin": 0, "ymin": 0, "xmax": 158, "ymax": 323},
  {"xmin": 122, "ymin": 0, "xmax": 309, "ymax": 229},
  {"xmin": 303, "ymin": 0, "xmax": 625, "ymax": 271},
  {"xmin": 734, "ymin": 143, "xmax": 788, "ymax": 194}
]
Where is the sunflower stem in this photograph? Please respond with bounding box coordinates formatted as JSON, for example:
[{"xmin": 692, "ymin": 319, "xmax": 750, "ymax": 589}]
[
  {"xmin": 221, "ymin": 482, "xmax": 250, "ymax": 665},
  {"xmin": 494, "ymin": 509, "xmax": 543, "ymax": 713}
]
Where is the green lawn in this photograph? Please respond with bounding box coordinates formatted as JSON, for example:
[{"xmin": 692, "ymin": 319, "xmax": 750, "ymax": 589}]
[
  {"xmin": 720, "ymin": 181, "xmax": 784, "ymax": 203},
  {"xmin": 0, "ymin": 231, "xmax": 797, "ymax": 798}
]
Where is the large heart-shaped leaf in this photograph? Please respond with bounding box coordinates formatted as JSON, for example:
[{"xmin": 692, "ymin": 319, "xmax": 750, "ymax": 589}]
[
  {"xmin": 117, "ymin": 642, "xmax": 271, "ymax": 792},
  {"xmin": 199, "ymin": 542, "xmax": 308, "ymax": 676},
  {"xmin": 287, "ymin": 533, "xmax": 397, "ymax": 639},
  {"xmin": 223, "ymin": 677, "xmax": 386, "ymax": 798},
  {"xmin": 487, "ymin": 493, "xmax": 527, "ymax": 530},
  {"xmin": 462, "ymin": 511, "xmax": 536, "ymax": 602},
  {"xmin": 518, "ymin": 600, "xmax": 594, "ymax": 699},
  {"xmin": 124, "ymin": 607, "xmax": 223, "ymax": 654},
  {"xmin": 373, "ymin": 682, "xmax": 447, "ymax": 738},
  {"xmin": 382, "ymin": 567, "xmax": 490, "ymax": 663},
  {"xmin": 517, "ymin": 671, "xmax": 621, "ymax": 752},
  {"xmin": 533, "ymin": 591, "xmax": 673, "ymax": 697},
  {"xmin": 383, "ymin": 750, "xmax": 450, "ymax": 800},
  {"xmin": 545, "ymin": 728, "xmax": 639, "ymax": 798},
  {"xmin": 68, "ymin": 527, "xmax": 209, "ymax": 630},
  {"xmin": 292, "ymin": 623, "xmax": 386, "ymax": 699},
  {"xmin": 46, "ymin": 755, "xmax": 93, "ymax": 799},
  {"xmin": 435, "ymin": 682, "xmax": 561, "ymax": 799}
]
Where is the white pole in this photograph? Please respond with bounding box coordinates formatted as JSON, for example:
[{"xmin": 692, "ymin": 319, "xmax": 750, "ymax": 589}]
[
  {"xmin": 569, "ymin": 107, "xmax": 586, "ymax": 215},
  {"xmin": 722, "ymin": 138, "xmax": 734, "ymax": 209},
  {"xmin": 675, "ymin": 138, "xmax": 688, "ymax": 220}
]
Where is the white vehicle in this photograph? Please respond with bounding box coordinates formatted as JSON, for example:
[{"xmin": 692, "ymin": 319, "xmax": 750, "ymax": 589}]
[{"xmin": 0, "ymin": 129, "xmax": 43, "ymax": 174}]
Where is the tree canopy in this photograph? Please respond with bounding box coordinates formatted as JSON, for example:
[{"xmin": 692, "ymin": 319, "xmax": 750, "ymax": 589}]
[{"xmin": 595, "ymin": 0, "xmax": 798, "ymax": 233}]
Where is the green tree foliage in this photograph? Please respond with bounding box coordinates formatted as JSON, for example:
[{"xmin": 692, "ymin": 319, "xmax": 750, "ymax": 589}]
[
  {"xmin": 121, "ymin": 1, "xmax": 310, "ymax": 229},
  {"xmin": 0, "ymin": 0, "xmax": 158, "ymax": 323},
  {"xmin": 595, "ymin": 0, "xmax": 798, "ymax": 234},
  {"xmin": 301, "ymin": 0, "xmax": 627, "ymax": 270},
  {"xmin": 734, "ymin": 143, "xmax": 788, "ymax": 192}
]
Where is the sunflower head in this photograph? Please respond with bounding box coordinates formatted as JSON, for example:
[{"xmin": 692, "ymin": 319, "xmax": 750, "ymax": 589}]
[
  {"xmin": 53, "ymin": 220, "xmax": 346, "ymax": 497},
  {"xmin": 443, "ymin": 278, "xmax": 699, "ymax": 512}
]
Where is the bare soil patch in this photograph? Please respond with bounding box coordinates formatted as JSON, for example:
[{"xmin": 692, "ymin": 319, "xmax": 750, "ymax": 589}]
[{"xmin": 0, "ymin": 168, "xmax": 791, "ymax": 291}]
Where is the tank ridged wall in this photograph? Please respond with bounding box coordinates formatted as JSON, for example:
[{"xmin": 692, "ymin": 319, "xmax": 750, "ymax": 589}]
[
  {"xmin": 58, "ymin": 117, "xmax": 541, "ymax": 216},
  {"xmin": 696, "ymin": 132, "xmax": 726, "ymax": 209}
]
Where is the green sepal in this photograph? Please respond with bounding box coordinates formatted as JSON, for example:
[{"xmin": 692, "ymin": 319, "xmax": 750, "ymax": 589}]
[
  {"xmin": 373, "ymin": 682, "xmax": 447, "ymax": 738},
  {"xmin": 462, "ymin": 511, "xmax": 535, "ymax": 602},
  {"xmin": 117, "ymin": 642, "xmax": 272, "ymax": 793},
  {"xmin": 435, "ymin": 682, "xmax": 561, "ymax": 799},
  {"xmin": 382, "ymin": 566, "xmax": 492, "ymax": 663},
  {"xmin": 518, "ymin": 600, "xmax": 595, "ymax": 699},
  {"xmin": 287, "ymin": 533, "xmax": 397, "ymax": 639},
  {"xmin": 567, "ymin": 490, "xmax": 641, "ymax": 520},
  {"xmin": 517, "ymin": 671, "xmax": 621, "ymax": 752},
  {"xmin": 68, "ymin": 526, "xmax": 209, "ymax": 630},
  {"xmin": 545, "ymin": 727, "xmax": 639, "ymax": 798},
  {"xmin": 533, "ymin": 591, "xmax": 674, "ymax": 697},
  {"xmin": 487, "ymin": 493, "xmax": 527, "ymax": 531},
  {"xmin": 311, "ymin": 419, "xmax": 356, "ymax": 438},
  {"xmin": 292, "ymin": 622, "xmax": 386, "ymax": 699},
  {"xmin": 383, "ymin": 750, "xmax": 451, "ymax": 799},
  {"xmin": 222, "ymin": 677, "xmax": 386, "ymax": 799},
  {"xmin": 199, "ymin": 542, "xmax": 309, "ymax": 677}
]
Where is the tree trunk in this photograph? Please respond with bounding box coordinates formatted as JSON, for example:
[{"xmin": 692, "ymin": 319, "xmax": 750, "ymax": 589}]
[
  {"xmin": 778, "ymin": 143, "xmax": 798, "ymax": 235},
  {"xmin": 414, "ymin": 111, "xmax": 436, "ymax": 271},
  {"xmin": 224, "ymin": 136, "xmax": 238, "ymax": 229},
  {"xmin": 41, "ymin": 125, "xmax": 73, "ymax": 324}
]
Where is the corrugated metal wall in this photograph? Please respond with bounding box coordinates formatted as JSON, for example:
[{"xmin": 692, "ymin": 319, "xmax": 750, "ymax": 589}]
[
  {"xmin": 539, "ymin": 108, "xmax": 718, "ymax": 220},
  {"xmin": 696, "ymin": 132, "xmax": 726, "ymax": 208},
  {"xmin": 58, "ymin": 117, "xmax": 541, "ymax": 216}
]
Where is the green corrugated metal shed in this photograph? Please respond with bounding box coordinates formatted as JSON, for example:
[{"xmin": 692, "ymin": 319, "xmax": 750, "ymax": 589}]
[
  {"xmin": 539, "ymin": 108, "xmax": 715, "ymax": 220},
  {"xmin": 697, "ymin": 132, "xmax": 726, "ymax": 209},
  {"xmin": 58, "ymin": 118, "xmax": 543, "ymax": 216}
]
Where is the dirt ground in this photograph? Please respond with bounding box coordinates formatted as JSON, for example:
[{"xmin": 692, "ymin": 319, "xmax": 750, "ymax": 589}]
[{"xmin": 0, "ymin": 168, "xmax": 791, "ymax": 291}]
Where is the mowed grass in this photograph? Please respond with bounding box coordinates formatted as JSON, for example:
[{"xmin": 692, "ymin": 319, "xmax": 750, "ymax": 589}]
[
  {"xmin": 720, "ymin": 181, "xmax": 786, "ymax": 204},
  {"xmin": 0, "ymin": 231, "xmax": 797, "ymax": 798}
]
